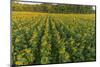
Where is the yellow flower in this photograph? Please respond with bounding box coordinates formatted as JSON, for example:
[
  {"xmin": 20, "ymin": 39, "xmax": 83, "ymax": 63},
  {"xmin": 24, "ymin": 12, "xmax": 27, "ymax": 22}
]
[
  {"xmin": 15, "ymin": 61, "xmax": 23, "ymax": 65},
  {"xmin": 24, "ymin": 49, "xmax": 31, "ymax": 53}
]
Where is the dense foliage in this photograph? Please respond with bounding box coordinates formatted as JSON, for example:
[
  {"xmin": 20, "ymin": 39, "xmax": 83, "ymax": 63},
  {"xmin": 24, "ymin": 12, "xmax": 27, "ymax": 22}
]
[
  {"xmin": 12, "ymin": 12, "xmax": 96, "ymax": 66},
  {"xmin": 12, "ymin": 2, "xmax": 95, "ymax": 14}
]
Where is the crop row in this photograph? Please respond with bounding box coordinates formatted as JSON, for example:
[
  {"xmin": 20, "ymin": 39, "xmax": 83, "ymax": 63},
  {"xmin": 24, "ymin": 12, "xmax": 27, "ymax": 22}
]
[{"xmin": 12, "ymin": 12, "xmax": 96, "ymax": 65}]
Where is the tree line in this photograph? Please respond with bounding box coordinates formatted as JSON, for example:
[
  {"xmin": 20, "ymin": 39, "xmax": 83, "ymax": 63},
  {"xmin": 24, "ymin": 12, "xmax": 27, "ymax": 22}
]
[{"xmin": 12, "ymin": 2, "xmax": 95, "ymax": 14}]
